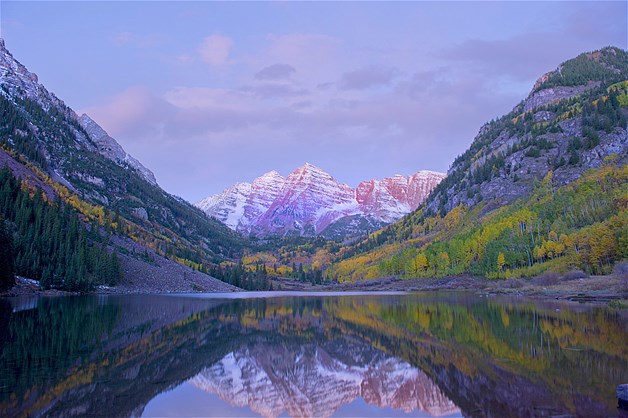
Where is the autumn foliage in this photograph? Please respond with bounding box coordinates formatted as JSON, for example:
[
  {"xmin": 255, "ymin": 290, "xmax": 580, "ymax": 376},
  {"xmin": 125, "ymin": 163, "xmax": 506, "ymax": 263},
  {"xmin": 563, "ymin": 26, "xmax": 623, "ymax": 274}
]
[{"xmin": 327, "ymin": 162, "xmax": 627, "ymax": 281}]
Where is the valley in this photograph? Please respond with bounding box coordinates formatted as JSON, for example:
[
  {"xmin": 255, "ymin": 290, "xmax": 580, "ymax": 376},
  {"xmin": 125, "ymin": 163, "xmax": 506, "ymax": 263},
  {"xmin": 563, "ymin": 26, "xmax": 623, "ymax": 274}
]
[
  {"xmin": 0, "ymin": 4, "xmax": 627, "ymax": 418},
  {"xmin": 0, "ymin": 40, "xmax": 626, "ymax": 297}
]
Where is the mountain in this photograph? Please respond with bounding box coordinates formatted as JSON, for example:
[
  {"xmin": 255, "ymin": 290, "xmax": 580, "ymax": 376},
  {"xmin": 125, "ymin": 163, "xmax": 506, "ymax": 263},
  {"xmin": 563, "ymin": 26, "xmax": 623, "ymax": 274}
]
[
  {"xmin": 425, "ymin": 46, "xmax": 628, "ymax": 217},
  {"xmin": 196, "ymin": 163, "xmax": 445, "ymax": 239},
  {"xmin": 327, "ymin": 46, "xmax": 628, "ymax": 281},
  {"xmin": 197, "ymin": 170, "xmax": 285, "ymax": 231},
  {"xmin": 0, "ymin": 39, "xmax": 242, "ymax": 292},
  {"xmin": 190, "ymin": 341, "xmax": 459, "ymax": 418},
  {"xmin": 77, "ymin": 113, "xmax": 157, "ymax": 186}
]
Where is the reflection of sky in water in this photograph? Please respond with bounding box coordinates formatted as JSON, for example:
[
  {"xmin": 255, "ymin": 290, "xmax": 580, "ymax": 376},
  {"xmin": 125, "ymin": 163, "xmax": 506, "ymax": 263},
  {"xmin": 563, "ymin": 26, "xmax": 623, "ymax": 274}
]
[
  {"xmin": 143, "ymin": 382, "xmax": 253, "ymax": 417},
  {"xmin": 334, "ymin": 398, "xmax": 464, "ymax": 418},
  {"xmin": 143, "ymin": 381, "xmax": 464, "ymax": 418}
]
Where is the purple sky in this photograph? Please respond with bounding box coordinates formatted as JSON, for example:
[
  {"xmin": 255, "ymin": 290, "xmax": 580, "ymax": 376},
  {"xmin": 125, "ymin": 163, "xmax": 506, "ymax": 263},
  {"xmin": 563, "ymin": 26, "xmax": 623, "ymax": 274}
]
[{"xmin": 1, "ymin": 1, "xmax": 626, "ymax": 202}]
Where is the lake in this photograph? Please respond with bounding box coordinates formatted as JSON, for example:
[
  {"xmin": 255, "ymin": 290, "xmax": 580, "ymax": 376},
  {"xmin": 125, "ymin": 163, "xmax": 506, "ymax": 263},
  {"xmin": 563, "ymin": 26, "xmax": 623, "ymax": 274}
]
[{"xmin": 0, "ymin": 292, "xmax": 626, "ymax": 417}]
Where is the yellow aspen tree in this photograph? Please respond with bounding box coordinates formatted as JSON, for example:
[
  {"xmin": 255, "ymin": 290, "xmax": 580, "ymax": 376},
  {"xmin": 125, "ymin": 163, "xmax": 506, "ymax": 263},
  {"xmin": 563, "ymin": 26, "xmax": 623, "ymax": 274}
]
[{"xmin": 497, "ymin": 252, "xmax": 506, "ymax": 272}]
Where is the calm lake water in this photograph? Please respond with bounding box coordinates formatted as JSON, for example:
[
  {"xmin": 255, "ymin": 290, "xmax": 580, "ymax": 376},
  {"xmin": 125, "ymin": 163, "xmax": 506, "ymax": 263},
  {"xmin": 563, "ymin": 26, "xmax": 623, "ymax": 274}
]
[{"xmin": 0, "ymin": 292, "xmax": 626, "ymax": 418}]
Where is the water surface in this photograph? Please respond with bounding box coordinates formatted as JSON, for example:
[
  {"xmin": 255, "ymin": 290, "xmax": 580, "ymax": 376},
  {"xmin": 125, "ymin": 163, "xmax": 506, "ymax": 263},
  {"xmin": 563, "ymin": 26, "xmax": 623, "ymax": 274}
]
[{"xmin": 0, "ymin": 292, "xmax": 626, "ymax": 417}]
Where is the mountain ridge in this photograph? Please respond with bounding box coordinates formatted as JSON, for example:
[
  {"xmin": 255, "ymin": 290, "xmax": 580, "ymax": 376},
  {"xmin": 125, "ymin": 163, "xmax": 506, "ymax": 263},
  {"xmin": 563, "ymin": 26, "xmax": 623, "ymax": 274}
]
[
  {"xmin": 196, "ymin": 163, "xmax": 445, "ymax": 239},
  {"xmin": 0, "ymin": 38, "xmax": 242, "ymax": 292},
  {"xmin": 0, "ymin": 39, "xmax": 158, "ymax": 186}
]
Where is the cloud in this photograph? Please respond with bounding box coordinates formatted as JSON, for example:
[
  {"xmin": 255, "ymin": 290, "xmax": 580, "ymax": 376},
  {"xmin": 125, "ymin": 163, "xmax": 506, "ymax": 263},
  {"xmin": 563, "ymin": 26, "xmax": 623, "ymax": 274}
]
[
  {"xmin": 81, "ymin": 87, "xmax": 174, "ymax": 138},
  {"xmin": 83, "ymin": 24, "xmax": 535, "ymax": 201},
  {"xmin": 198, "ymin": 34, "xmax": 233, "ymax": 66},
  {"xmin": 264, "ymin": 33, "xmax": 343, "ymax": 81},
  {"xmin": 164, "ymin": 87, "xmax": 250, "ymax": 110},
  {"xmin": 255, "ymin": 63, "xmax": 296, "ymax": 80},
  {"xmin": 240, "ymin": 83, "xmax": 309, "ymax": 99},
  {"xmin": 438, "ymin": 33, "xmax": 580, "ymax": 81},
  {"xmin": 338, "ymin": 66, "xmax": 399, "ymax": 90},
  {"xmin": 437, "ymin": 2, "xmax": 627, "ymax": 83},
  {"xmin": 82, "ymin": 66, "xmax": 521, "ymax": 202}
]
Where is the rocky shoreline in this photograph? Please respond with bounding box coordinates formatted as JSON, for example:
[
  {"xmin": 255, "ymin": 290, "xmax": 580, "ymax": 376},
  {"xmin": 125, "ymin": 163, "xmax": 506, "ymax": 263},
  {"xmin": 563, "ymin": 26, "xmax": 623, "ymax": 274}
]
[
  {"xmin": 271, "ymin": 273, "xmax": 628, "ymax": 305},
  {"xmin": 3, "ymin": 272, "xmax": 627, "ymax": 307}
]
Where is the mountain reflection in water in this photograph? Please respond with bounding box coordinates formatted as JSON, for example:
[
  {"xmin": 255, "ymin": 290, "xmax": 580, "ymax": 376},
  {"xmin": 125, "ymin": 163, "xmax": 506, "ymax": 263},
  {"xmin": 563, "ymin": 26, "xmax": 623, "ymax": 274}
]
[
  {"xmin": 0, "ymin": 292, "xmax": 626, "ymax": 418},
  {"xmin": 186, "ymin": 339, "xmax": 458, "ymax": 417}
]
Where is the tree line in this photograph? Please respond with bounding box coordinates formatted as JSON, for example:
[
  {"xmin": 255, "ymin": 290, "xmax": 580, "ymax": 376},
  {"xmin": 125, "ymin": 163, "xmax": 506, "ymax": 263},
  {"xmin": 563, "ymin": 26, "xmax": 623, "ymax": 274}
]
[{"xmin": 0, "ymin": 168, "xmax": 123, "ymax": 292}]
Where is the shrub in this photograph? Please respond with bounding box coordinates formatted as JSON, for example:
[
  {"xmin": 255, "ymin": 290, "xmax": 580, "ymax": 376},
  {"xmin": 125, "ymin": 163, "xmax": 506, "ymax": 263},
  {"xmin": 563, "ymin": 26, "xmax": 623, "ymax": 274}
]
[
  {"xmin": 561, "ymin": 270, "xmax": 588, "ymax": 281},
  {"xmin": 532, "ymin": 271, "xmax": 561, "ymax": 286},
  {"xmin": 500, "ymin": 278, "xmax": 525, "ymax": 289}
]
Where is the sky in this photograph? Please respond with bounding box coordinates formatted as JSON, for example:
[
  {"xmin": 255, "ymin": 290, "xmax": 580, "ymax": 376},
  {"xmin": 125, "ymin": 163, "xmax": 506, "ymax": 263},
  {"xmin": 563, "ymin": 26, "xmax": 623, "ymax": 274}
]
[{"xmin": 0, "ymin": 1, "xmax": 626, "ymax": 202}]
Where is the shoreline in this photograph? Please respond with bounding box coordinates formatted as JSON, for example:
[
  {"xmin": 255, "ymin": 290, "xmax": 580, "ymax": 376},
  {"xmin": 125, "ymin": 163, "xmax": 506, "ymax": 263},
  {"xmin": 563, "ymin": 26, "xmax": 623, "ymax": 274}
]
[
  {"xmin": 271, "ymin": 273, "xmax": 628, "ymax": 305},
  {"xmin": 2, "ymin": 273, "xmax": 627, "ymax": 306}
]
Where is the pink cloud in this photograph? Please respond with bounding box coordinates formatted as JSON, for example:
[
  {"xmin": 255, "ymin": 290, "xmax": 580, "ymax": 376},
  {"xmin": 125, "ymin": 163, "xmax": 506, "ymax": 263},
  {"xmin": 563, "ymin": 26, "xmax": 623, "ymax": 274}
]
[
  {"xmin": 198, "ymin": 34, "xmax": 233, "ymax": 66},
  {"xmin": 81, "ymin": 87, "xmax": 171, "ymax": 138},
  {"xmin": 164, "ymin": 87, "xmax": 250, "ymax": 110}
]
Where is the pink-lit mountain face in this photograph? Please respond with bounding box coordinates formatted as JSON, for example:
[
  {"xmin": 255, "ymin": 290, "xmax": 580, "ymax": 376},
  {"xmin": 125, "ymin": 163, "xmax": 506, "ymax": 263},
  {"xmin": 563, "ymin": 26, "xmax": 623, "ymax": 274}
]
[
  {"xmin": 196, "ymin": 163, "xmax": 445, "ymax": 238},
  {"xmin": 189, "ymin": 342, "xmax": 460, "ymax": 418}
]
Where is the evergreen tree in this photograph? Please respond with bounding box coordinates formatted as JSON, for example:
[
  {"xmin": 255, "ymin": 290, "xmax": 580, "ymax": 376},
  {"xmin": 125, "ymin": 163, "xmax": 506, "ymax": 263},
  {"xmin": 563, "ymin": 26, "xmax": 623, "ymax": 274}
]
[
  {"xmin": 0, "ymin": 168, "xmax": 123, "ymax": 292},
  {"xmin": 0, "ymin": 218, "xmax": 14, "ymax": 291}
]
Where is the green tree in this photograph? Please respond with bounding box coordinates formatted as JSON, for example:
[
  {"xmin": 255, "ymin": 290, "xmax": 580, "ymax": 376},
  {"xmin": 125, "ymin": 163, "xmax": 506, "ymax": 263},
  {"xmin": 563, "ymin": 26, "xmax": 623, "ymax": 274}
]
[{"xmin": 0, "ymin": 218, "xmax": 14, "ymax": 291}]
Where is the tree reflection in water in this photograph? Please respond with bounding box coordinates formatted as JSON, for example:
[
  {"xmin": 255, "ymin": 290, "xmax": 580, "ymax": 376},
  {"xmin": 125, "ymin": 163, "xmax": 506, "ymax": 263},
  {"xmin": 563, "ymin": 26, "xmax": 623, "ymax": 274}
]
[{"xmin": 0, "ymin": 293, "xmax": 626, "ymax": 418}]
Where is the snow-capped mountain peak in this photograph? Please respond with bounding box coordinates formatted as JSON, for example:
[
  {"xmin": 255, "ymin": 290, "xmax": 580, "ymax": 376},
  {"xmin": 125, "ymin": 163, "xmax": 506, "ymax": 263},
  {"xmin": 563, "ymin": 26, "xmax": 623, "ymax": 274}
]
[{"xmin": 196, "ymin": 164, "xmax": 445, "ymax": 238}]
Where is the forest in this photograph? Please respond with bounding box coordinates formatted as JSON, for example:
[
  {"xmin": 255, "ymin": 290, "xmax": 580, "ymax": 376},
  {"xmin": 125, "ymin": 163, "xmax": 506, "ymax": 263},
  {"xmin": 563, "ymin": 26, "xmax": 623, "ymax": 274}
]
[
  {"xmin": 0, "ymin": 167, "xmax": 122, "ymax": 292},
  {"xmin": 327, "ymin": 161, "xmax": 626, "ymax": 282}
]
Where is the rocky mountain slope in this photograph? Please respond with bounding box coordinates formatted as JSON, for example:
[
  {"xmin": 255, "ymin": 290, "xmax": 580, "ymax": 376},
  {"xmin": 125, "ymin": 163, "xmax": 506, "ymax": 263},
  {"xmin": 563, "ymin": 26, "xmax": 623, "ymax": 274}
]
[
  {"xmin": 425, "ymin": 46, "xmax": 628, "ymax": 216},
  {"xmin": 327, "ymin": 46, "xmax": 628, "ymax": 281},
  {"xmin": 0, "ymin": 39, "xmax": 242, "ymax": 291},
  {"xmin": 196, "ymin": 163, "xmax": 444, "ymax": 238},
  {"xmin": 0, "ymin": 40, "xmax": 156, "ymax": 187}
]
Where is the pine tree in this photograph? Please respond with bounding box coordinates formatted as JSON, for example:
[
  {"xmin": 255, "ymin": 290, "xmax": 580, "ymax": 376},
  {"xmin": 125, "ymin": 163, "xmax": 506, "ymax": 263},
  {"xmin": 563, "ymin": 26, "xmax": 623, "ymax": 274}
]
[{"xmin": 0, "ymin": 218, "xmax": 14, "ymax": 291}]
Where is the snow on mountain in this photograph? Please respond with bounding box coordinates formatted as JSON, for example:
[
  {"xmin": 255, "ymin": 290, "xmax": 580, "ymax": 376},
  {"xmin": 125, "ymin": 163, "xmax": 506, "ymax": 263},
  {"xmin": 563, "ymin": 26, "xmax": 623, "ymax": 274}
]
[
  {"xmin": 252, "ymin": 163, "xmax": 358, "ymax": 236},
  {"xmin": 0, "ymin": 39, "xmax": 67, "ymax": 113},
  {"xmin": 357, "ymin": 171, "xmax": 446, "ymax": 223},
  {"xmin": 196, "ymin": 182, "xmax": 253, "ymax": 230},
  {"xmin": 189, "ymin": 342, "xmax": 460, "ymax": 418},
  {"xmin": 196, "ymin": 171, "xmax": 285, "ymax": 233},
  {"xmin": 0, "ymin": 38, "xmax": 157, "ymax": 186},
  {"xmin": 196, "ymin": 163, "xmax": 445, "ymax": 237}
]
